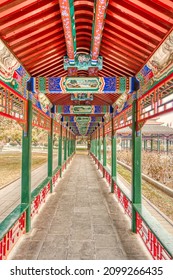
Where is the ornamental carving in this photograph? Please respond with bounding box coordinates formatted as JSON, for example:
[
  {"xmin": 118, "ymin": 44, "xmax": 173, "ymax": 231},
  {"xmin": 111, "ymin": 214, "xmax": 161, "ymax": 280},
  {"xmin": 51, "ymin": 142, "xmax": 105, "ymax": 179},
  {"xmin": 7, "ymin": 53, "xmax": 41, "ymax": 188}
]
[
  {"xmin": 137, "ymin": 31, "xmax": 173, "ymax": 96},
  {"xmin": 112, "ymin": 92, "xmax": 128, "ymax": 113},
  {"xmin": 37, "ymin": 93, "xmax": 53, "ymax": 114},
  {"xmin": 64, "ymin": 54, "xmax": 103, "ymax": 70},
  {"xmin": 147, "ymin": 31, "xmax": 173, "ymax": 79}
]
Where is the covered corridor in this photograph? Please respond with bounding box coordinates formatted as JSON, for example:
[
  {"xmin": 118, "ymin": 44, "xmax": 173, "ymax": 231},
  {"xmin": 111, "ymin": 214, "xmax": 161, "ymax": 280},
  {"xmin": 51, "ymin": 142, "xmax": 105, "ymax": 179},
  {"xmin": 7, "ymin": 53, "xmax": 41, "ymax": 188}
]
[
  {"xmin": 0, "ymin": 0, "xmax": 173, "ymax": 261},
  {"xmin": 8, "ymin": 153, "xmax": 151, "ymax": 260}
]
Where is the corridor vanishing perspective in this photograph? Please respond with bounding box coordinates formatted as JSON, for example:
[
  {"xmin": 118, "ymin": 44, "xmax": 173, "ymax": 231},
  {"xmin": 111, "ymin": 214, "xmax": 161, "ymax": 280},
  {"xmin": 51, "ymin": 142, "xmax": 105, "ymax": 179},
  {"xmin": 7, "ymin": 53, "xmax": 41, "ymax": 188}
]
[
  {"xmin": 0, "ymin": 0, "xmax": 173, "ymax": 261},
  {"xmin": 9, "ymin": 154, "xmax": 151, "ymax": 260}
]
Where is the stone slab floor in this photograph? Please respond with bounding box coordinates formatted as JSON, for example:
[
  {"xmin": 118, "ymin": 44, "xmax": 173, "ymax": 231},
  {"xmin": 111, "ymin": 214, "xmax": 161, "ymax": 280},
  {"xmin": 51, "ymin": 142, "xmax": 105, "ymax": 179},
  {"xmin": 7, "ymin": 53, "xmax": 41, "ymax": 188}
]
[{"xmin": 9, "ymin": 154, "xmax": 151, "ymax": 260}]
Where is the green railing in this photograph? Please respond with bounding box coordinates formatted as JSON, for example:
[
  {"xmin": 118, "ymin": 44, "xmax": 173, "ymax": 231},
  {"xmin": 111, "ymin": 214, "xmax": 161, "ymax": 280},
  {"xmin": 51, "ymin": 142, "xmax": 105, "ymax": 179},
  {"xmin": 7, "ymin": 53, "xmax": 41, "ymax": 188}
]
[
  {"xmin": 91, "ymin": 152, "xmax": 173, "ymax": 260},
  {"xmin": 0, "ymin": 152, "xmax": 75, "ymax": 260}
]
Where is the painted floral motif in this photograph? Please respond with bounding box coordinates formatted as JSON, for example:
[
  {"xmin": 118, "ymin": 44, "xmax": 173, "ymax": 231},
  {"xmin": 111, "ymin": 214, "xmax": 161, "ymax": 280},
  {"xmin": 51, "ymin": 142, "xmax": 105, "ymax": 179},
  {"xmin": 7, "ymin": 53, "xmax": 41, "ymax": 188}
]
[
  {"xmin": 48, "ymin": 77, "xmax": 61, "ymax": 92},
  {"xmin": 33, "ymin": 77, "xmax": 135, "ymax": 94},
  {"xmin": 64, "ymin": 54, "xmax": 103, "ymax": 70},
  {"xmin": 38, "ymin": 93, "xmax": 52, "ymax": 113},
  {"xmin": 91, "ymin": 0, "xmax": 109, "ymax": 61},
  {"xmin": 59, "ymin": 0, "xmax": 75, "ymax": 61},
  {"xmin": 113, "ymin": 92, "xmax": 128, "ymax": 112},
  {"xmin": 137, "ymin": 31, "xmax": 173, "ymax": 96},
  {"xmin": 75, "ymin": 116, "xmax": 91, "ymax": 135},
  {"xmin": 147, "ymin": 31, "xmax": 173, "ymax": 79},
  {"xmin": 71, "ymin": 93, "xmax": 93, "ymax": 101},
  {"xmin": 64, "ymin": 77, "xmax": 99, "ymax": 91},
  {"xmin": 67, "ymin": 67, "xmax": 77, "ymax": 76},
  {"xmin": 88, "ymin": 67, "xmax": 98, "ymax": 76},
  {"xmin": 0, "ymin": 39, "xmax": 20, "ymax": 82}
]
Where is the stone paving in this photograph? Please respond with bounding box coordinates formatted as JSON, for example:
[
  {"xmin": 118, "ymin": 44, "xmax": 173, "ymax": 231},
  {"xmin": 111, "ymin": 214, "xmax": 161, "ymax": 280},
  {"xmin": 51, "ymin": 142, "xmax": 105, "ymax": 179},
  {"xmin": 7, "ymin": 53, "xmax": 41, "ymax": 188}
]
[{"xmin": 9, "ymin": 154, "xmax": 151, "ymax": 260}]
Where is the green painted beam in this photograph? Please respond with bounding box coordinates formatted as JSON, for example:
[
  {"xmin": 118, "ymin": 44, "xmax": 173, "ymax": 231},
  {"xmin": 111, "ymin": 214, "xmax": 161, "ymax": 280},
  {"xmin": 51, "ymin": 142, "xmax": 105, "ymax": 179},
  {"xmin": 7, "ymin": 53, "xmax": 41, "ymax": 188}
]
[
  {"xmin": 132, "ymin": 100, "xmax": 142, "ymax": 233},
  {"xmin": 48, "ymin": 118, "xmax": 53, "ymax": 192},
  {"xmin": 98, "ymin": 128, "xmax": 101, "ymax": 161},
  {"xmin": 64, "ymin": 129, "xmax": 67, "ymax": 161},
  {"xmin": 103, "ymin": 125, "xmax": 106, "ymax": 167},
  {"xmin": 58, "ymin": 124, "xmax": 63, "ymax": 177},
  {"xmin": 68, "ymin": 133, "xmax": 70, "ymax": 157},
  {"xmin": 21, "ymin": 99, "xmax": 32, "ymax": 232},
  {"xmin": 95, "ymin": 137, "xmax": 98, "ymax": 158},
  {"xmin": 111, "ymin": 118, "xmax": 116, "ymax": 193}
]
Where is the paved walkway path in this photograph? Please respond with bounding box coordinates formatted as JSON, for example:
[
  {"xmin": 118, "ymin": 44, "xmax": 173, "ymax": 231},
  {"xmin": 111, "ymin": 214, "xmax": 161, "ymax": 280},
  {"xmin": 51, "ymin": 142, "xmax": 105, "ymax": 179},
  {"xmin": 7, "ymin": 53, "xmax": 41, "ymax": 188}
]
[{"xmin": 9, "ymin": 154, "xmax": 151, "ymax": 260}]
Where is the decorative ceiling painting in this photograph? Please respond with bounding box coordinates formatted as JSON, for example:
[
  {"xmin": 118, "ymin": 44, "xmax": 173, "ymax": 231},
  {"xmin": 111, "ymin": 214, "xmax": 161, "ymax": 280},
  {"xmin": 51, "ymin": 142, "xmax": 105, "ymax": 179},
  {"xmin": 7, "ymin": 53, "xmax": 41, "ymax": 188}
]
[
  {"xmin": 29, "ymin": 76, "xmax": 137, "ymax": 94},
  {"xmin": 0, "ymin": 0, "xmax": 172, "ymax": 78},
  {"xmin": 0, "ymin": 0, "xmax": 172, "ymax": 136}
]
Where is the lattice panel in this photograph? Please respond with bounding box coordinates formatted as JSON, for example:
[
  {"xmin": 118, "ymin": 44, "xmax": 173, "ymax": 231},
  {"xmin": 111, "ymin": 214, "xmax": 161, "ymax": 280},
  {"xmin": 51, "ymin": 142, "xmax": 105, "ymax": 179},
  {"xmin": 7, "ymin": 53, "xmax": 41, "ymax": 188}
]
[
  {"xmin": 0, "ymin": 82, "xmax": 27, "ymax": 126},
  {"xmin": 137, "ymin": 76, "xmax": 173, "ymax": 122},
  {"xmin": 32, "ymin": 105, "xmax": 51, "ymax": 131},
  {"xmin": 104, "ymin": 121, "xmax": 111, "ymax": 135},
  {"xmin": 113, "ymin": 105, "xmax": 132, "ymax": 131},
  {"xmin": 54, "ymin": 120, "xmax": 60, "ymax": 135}
]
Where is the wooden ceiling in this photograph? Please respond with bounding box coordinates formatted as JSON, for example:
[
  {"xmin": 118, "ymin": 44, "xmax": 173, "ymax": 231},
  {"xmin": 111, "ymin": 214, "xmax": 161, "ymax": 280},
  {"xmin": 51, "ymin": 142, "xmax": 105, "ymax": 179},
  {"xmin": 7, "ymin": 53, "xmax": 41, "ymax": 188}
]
[{"xmin": 0, "ymin": 0, "xmax": 172, "ymax": 78}]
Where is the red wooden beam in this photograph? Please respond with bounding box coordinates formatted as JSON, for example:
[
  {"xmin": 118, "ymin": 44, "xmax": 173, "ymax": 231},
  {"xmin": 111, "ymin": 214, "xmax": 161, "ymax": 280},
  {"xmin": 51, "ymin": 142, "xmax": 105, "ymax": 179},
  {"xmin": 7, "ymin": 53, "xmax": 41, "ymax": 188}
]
[
  {"xmin": 31, "ymin": 57, "xmax": 64, "ymax": 75},
  {"xmin": 27, "ymin": 51, "xmax": 65, "ymax": 68},
  {"xmin": 101, "ymin": 47, "xmax": 141, "ymax": 69},
  {"xmin": 0, "ymin": 1, "xmax": 58, "ymax": 30},
  {"xmin": 113, "ymin": 0, "xmax": 173, "ymax": 26},
  {"xmin": 23, "ymin": 44, "xmax": 66, "ymax": 65},
  {"xmin": 107, "ymin": 10, "xmax": 162, "ymax": 42},
  {"xmin": 105, "ymin": 14, "xmax": 158, "ymax": 47},
  {"xmin": 2, "ymin": 11, "xmax": 61, "ymax": 40},
  {"xmin": 109, "ymin": 1, "xmax": 169, "ymax": 33},
  {"xmin": 12, "ymin": 28, "xmax": 63, "ymax": 51},
  {"xmin": 3, "ymin": 19, "xmax": 62, "ymax": 45},
  {"xmin": 59, "ymin": 0, "xmax": 75, "ymax": 61},
  {"xmin": 91, "ymin": 0, "xmax": 108, "ymax": 63},
  {"xmin": 103, "ymin": 54, "xmax": 137, "ymax": 73}
]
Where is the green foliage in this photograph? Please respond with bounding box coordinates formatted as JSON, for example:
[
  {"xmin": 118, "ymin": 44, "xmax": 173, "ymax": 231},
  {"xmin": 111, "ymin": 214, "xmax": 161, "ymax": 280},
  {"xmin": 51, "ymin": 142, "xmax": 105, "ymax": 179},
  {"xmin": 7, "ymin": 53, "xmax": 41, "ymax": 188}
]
[
  {"xmin": 0, "ymin": 117, "xmax": 49, "ymax": 148},
  {"xmin": 0, "ymin": 117, "xmax": 22, "ymax": 145}
]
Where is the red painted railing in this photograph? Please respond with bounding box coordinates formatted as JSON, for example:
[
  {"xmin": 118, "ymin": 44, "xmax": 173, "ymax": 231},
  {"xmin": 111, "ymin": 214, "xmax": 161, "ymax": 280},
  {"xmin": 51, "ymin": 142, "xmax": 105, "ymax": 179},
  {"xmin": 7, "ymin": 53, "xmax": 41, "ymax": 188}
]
[
  {"xmin": 105, "ymin": 169, "xmax": 111, "ymax": 185},
  {"xmin": 114, "ymin": 182, "xmax": 132, "ymax": 218},
  {"xmin": 31, "ymin": 182, "xmax": 50, "ymax": 219},
  {"xmin": 136, "ymin": 212, "xmax": 172, "ymax": 260},
  {"xmin": 91, "ymin": 152, "xmax": 173, "ymax": 260},
  {"xmin": 0, "ymin": 212, "xmax": 26, "ymax": 260},
  {"xmin": 52, "ymin": 170, "xmax": 60, "ymax": 189}
]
